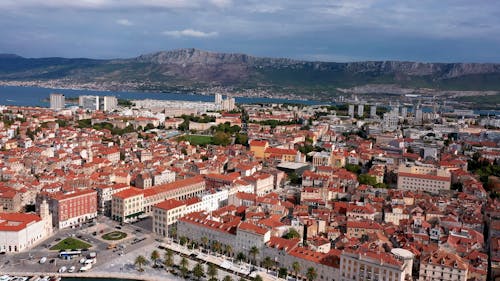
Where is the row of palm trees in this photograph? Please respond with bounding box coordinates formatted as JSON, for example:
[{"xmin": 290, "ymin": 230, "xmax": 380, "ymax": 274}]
[
  {"xmin": 134, "ymin": 249, "xmax": 247, "ymax": 281},
  {"xmin": 164, "ymin": 235, "xmax": 319, "ymax": 281}
]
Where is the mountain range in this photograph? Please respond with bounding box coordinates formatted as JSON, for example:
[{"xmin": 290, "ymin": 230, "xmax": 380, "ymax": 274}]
[{"xmin": 1, "ymin": 48, "xmax": 500, "ymax": 98}]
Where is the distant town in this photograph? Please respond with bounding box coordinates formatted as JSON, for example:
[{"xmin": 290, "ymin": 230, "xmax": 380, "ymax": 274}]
[{"xmin": 0, "ymin": 91, "xmax": 499, "ymax": 281}]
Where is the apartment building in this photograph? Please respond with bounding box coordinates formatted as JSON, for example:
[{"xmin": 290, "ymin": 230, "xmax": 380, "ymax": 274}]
[
  {"xmin": 418, "ymin": 249, "xmax": 468, "ymax": 281},
  {"xmin": 111, "ymin": 188, "xmax": 144, "ymax": 223},
  {"xmin": 397, "ymin": 164, "xmax": 451, "ymax": 194},
  {"xmin": 111, "ymin": 176, "xmax": 206, "ymax": 222},
  {"xmin": 39, "ymin": 189, "xmax": 97, "ymax": 229},
  {"xmin": 340, "ymin": 247, "xmax": 413, "ymax": 281}
]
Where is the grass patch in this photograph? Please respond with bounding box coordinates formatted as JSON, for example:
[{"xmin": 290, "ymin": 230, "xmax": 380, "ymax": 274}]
[
  {"xmin": 102, "ymin": 231, "xmax": 128, "ymax": 241},
  {"xmin": 50, "ymin": 237, "xmax": 91, "ymax": 251},
  {"xmin": 177, "ymin": 135, "xmax": 213, "ymax": 146}
]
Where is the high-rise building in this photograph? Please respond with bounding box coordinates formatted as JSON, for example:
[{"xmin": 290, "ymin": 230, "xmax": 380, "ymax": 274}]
[
  {"xmin": 348, "ymin": 105, "xmax": 355, "ymax": 118},
  {"xmin": 102, "ymin": 96, "xmax": 118, "ymax": 112},
  {"xmin": 49, "ymin": 93, "xmax": 65, "ymax": 110},
  {"xmin": 370, "ymin": 105, "xmax": 377, "ymax": 117},
  {"xmin": 79, "ymin": 95, "xmax": 99, "ymax": 111},
  {"xmin": 382, "ymin": 112, "xmax": 399, "ymax": 132},
  {"xmin": 214, "ymin": 93, "xmax": 223, "ymax": 106},
  {"xmin": 401, "ymin": 107, "xmax": 407, "ymax": 118},
  {"xmin": 357, "ymin": 104, "xmax": 364, "ymax": 117},
  {"xmin": 415, "ymin": 108, "xmax": 423, "ymax": 125}
]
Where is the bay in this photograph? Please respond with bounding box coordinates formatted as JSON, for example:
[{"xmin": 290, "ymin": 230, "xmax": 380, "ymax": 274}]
[{"xmin": 0, "ymin": 86, "xmax": 323, "ymax": 107}]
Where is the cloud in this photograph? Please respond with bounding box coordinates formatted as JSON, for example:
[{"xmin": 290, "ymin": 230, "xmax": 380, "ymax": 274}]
[
  {"xmin": 210, "ymin": 0, "xmax": 232, "ymax": 8},
  {"xmin": 0, "ymin": 0, "xmax": 226, "ymax": 10},
  {"xmin": 116, "ymin": 19, "xmax": 133, "ymax": 26},
  {"xmin": 162, "ymin": 29, "xmax": 218, "ymax": 38}
]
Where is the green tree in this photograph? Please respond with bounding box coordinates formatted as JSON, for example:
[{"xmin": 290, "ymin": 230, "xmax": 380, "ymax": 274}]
[
  {"xmin": 151, "ymin": 250, "xmax": 160, "ymax": 265},
  {"xmin": 262, "ymin": 256, "xmax": 275, "ymax": 272},
  {"xmin": 249, "ymin": 246, "xmax": 259, "ymax": 265},
  {"xmin": 180, "ymin": 236, "xmax": 188, "ymax": 246},
  {"xmin": 283, "ymin": 228, "xmax": 300, "ymax": 239},
  {"xmin": 235, "ymin": 133, "xmax": 249, "ymax": 145},
  {"xmin": 254, "ymin": 275, "xmax": 263, "ymax": 281},
  {"xmin": 180, "ymin": 257, "xmax": 189, "ymax": 278},
  {"xmin": 193, "ymin": 263, "xmax": 205, "ymax": 281},
  {"xmin": 345, "ymin": 163, "xmax": 361, "ymax": 174},
  {"xmin": 164, "ymin": 249, "xmax": 174, "ymax": 268},
  {"xmin": 207, "ymin": 263, "xmax": 218, "ymax": 281},
  {"xmin": 213, "ymin": 131, "xmax": 231, "ymax": 146},
  {"xmin": 225, "ymin": 244, "xmax": 233, "ymax": 257},
  {"xmin": 236, "ymin": 252, "xmax": 246, "ymax": 264},
  {"xmin": 306, "ymin": 267, "xmax": 317, "ymax": 281},
  {"xmin": 358, "ymin": 174, "xmax": 377, "ymax": 186},
  {"xmin": 201, "ymin": 236, "xmax": 209, "ymax": 250},
  {"xmin": 278, "ymin": 267, "xmax": 288, "ymax": 279},
  {"xmin": 134, "ymin": 255, "xmax": 147, "ymax": 271},
  {"xmin": 223, "ymin": 276, "xmax": 233, "ymax": 281},
  {"xmin": 292, "ymin": 261, "xmax": 301, "ymax": 278}
]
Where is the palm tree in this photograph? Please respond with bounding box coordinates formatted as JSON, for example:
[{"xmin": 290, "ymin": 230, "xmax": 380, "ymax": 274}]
[
  {"xmin": 207, "ymin": 263, "xmax": 218, "ymax": 281},
  {"xmin": 201, "ymin": 236, "xmax": 209, "ymax": 250},
  {"xmin": 292, "ymin": 261, "xmax": 301, "ymax": 279},
  {"xmin": 193, "ymin": 262, "xmax": 205, "ymax": 281},
  {"xmin": 180, "ymin": 257, "xmax": 189, "ymax": 278},
  {"xmin": 225, "ymin": 244, "xmax": 233, "ymax": 258},
  {"xmin": 236, "ymin": 252, "xmax": 246, "ymax": 264},
  {"xmin": 180, "ymin": 236, "xmax": 188, "ymax": 246},
  {"xmin": 151, "ymin": 250, "xmax": 160, "ymax": 266},
  {"xmin": 306, "ymin": 267, "xmax": 317, "ymax": 281},
  {"xmin": 164, "ymin": 249, "xmax": 174, "ymax": 269},
  {"xmin": 223, "ymin": 276, "xmax": 233, "ymax": 281},
  {"xmin": 134, "ymin": 255, "xmax": 147, "ymax": 271},
  {"xmin": 212, "ymin": 241, "xmax": 222, "ymax": 254},
  {"xmin": 249, "ymin": 246, "xmax": 259, "ymax": 265},
  {"xmin": 278, "ymin": 267, "xmax": 288, "ymax": 279},
  {"xmin": 169, "ymin": 226, "xmax": 177, "ymax": 240},
  {"xmin": 262, "ymin": 256, "xmax": 274, "ymax": 272}
]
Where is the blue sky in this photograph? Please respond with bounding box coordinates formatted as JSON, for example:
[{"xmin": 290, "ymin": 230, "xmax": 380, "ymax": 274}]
[{"xmin": 1, "ymin": 0, "xmax": 499, "ymax": 62}]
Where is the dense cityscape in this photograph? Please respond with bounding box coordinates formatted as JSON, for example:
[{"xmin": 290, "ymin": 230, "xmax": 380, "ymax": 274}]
[{"xmin": 0, "ymin": 90, "xmax": 498, "ymax": 281}]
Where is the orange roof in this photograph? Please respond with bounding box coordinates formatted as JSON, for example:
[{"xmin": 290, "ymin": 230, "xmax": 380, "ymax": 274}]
[
  {"xmin": 398, "ymin": 172, "xmax": 450, "ymax": 181},
  {"xmin": 113, "ymin": 187, "xmax": 144, "ymax": 199},
  {"xmin": 155, "ymin": 199, "xmax": 185, "ymax": 211},
  {"xmin": 249, "ymin": 140, "xmax": 268, "ymax": 147},
  {"xmin": 143, "ymin": 176, "xmax": 204, "ymax": 198},
  {"xmin": 0, "ymin": 213, "xmax": 41, "ymax": 232},
  {"xmin": 50, "ymin": 189, "xmax": 97, "ymax": 201},
  {"xmin": 238, "ymin": 222, "xmax": 269, "ymax": 235}
]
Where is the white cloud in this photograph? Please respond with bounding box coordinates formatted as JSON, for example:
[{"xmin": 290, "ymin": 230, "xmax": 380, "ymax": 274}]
[
  {"xmin": 116, "ymin": 19, "xmax": 133, "ymax": 26},
  {"xmin": 210, "ymin": 0, "xmax": 232, "ymax": 8},
  {"xmin": 162, "ymin": 29, "xmax": 218, "ymax": 38}
]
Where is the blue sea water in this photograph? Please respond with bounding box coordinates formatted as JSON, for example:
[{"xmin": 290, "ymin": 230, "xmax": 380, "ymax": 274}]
[{"xmin": 0, "ymin": 86, "xmax": 323, "ymax": 107}]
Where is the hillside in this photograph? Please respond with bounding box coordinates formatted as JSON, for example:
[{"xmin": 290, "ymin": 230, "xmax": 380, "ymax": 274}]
[{"xmin": 1, "ymin": 48, "xmax": 500, "ymax": 98}]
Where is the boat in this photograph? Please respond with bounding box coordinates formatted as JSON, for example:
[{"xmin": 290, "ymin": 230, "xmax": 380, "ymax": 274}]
[
  {"xmin": 68, "ymin": 266, "xmax": 76, "ymax": 273},
  {"xmin": 58, "ymin": 266, "xmax": 67, "ymax": 273},
  {"xmin": 0, "ymin": 276, "xmax": 10, "ymax": 281}
]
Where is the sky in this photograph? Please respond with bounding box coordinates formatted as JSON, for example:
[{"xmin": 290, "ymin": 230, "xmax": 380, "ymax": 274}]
[{"xmin": 0, "ymin": 0, "xmax": 499, "ymax": 62}]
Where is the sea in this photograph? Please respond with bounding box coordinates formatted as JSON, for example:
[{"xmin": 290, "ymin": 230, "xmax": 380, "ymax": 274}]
[
  {"xmin": 0, "ymin": 86, "xmax": 323, "ymax": 107},
  {"xmin": 0, "ymin": 85, "xmax": 498, "ymax": 115}
]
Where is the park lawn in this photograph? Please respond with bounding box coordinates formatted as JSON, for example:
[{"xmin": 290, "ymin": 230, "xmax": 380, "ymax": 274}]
[
  {"xmin": 183, "ymin": 135, "xmax": 213, "ymax": 146},
  {"xmin": 102, "ymin": 231, "xmax": 127, "ymax": 241},
  {"xmin": 50, "ymin": 237, "xmax": 92, "ymax": 251}
]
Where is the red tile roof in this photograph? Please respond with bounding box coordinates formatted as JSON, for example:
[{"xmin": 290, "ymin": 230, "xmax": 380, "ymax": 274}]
[{"xmin": 0, "ymin": 213, "xmax": 41, "ymax": 232}]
